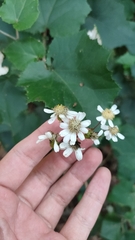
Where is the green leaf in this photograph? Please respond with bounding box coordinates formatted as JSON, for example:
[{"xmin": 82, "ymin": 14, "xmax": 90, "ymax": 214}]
[
  {"xmin": 112, "ymin": 125, "xmax": 135, "ymax": 181},
  {"xmin": 18, "ymin": 31, "xmax": 119, "ymax": 123},
  {"xmin": 0, "ymin": 78, "xmax": 27, "ymax": 134},
  {"xmin": 86, "ymin": 0, "xmax": 135, "ymax": 54},
  {"xmin": 5, "ymin": 38, "xmax": 45, "ymax": 70},
  {"xmin": 119, "ymin": 0, "xmax": 135, "ymax": 19},
  {"xmin": 0, "ymin": 0, "xmax": 39, "ymax": 31},
  {"xmin": 124, "ymin": 211, "xmax": 135, "ymax": 226},
  {"xmin": 29, "ymin": 0, "xmax": 91, "ymax": 36},
  {"xmin": 108, "ymin": 177, "xmax": 135, "ymax": 209},
  {"xmin": 117, "ymin": 52, "xmax": 135, "ymax": 68},
  {"xmin": 100, "ymin": 220, "xmax": 121, "ymax": 240}
]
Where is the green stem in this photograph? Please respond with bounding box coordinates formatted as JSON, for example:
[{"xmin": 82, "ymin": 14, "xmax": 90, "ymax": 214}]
[
  {"xmin": 16, "ymin": 30, "xmax": 19, "ymax": 40},
  {"xmin": 0, "ymin": 30, "xmax": 16, "ymax": 40},
  {"xmin": 92, "ymin": 122, "xmax": 100, "ymax": 130}
]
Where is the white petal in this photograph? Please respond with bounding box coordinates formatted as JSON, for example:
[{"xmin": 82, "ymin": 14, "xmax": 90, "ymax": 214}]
[
  {"xmin": 112, "ymin": 136, "xmax": 118, "ymax": 142},
  {"xmin": 108, "ymin": 120, "xmax": 114, "ymax": 127},
  {"xmin": 101, "ymin": 125, "xmax": 108, "ymax": 130},
  {"xmin": 59, "ymin": 142, "xmax": 69, "ymax": 149},
  {"xmin": 45, "ymin": 132, "xmax": 52, "ymax": 139},
  {"xmin": 63, "ymin": 134, "xmax": 71, "ymax": 143},
  {"xmin": 0, "ymin": 52, "xmax": 4, "ymax": 64},
  {"xmin": 48, "ymin": 117, "xmax": 56, "ymax": 124},
  {"xmin": 54, "ymin": 141, "xmax": 59, "ymax": 152},
  {"xmin": 59, "ymin": 129, "xmax": 69, "ymax": 137},
  {"xmin": 75, "ymin": 148, "xmax": 83, "ymax": 161},
  {"xmin": 98, "ymin": 130, "xmax": 103, "ymax": 137},
  {"xmin": 78, "ymin": 131, "xmax": 85, "ymax": 141},
  {"xmin": 93, "ymin": 139, "xmax": 100, "ymax": 145},
  {"xmin": 97, "ymin": 35, "xmax": 102, "ymax": 45},
  {"xmin": 104, "ymin": 130, "xmax": 110, "ymax": 136},
  {"xmin": 87, "ymin": 29, "xmax": 97, "ymax": 40},
  {"xmin": 38, "ymin": 135, "xmax": 47, "ymax": 140},
  {"xmin": 63, "ymin": 148, "xmax": 73, "ymax": 158},
  {"xmin": 111, "ymin": 104, "xmax": 117, "ymax": 111},
  {"xmin": 77, "ymin": 112, "xmax": 86, "ymax": 121},
  {"xmin": 106, "ymin": 134, "xmax": 111, "ymax": 140},
  {"xmin": 0, "ymin": 66, "xmax": 9, "ymax": 76},
  {"xmin": 113, "ymin": 109, "xmax": 120, "ymax": 115},
  {"xmin": 67, "ymin": 110, "xmax": 78, "ymax": 116},
  {"xmin": 97, "ymin": 105, "xmax": 103, "ymax": 113},
  {"xmin": 44, "ymin": 108, "xmax": 54, "ymax": 114},
  {"xmin": 101, "ymin": 119, "xmax": 106, "ymax": 125},
  {"xmin": 117, "ymin": 133, "xmax": 125, "ymax": 140},
  {"xmin": 81, "ymin": 120, "xmax": 91, "ymax": 127},
  {"xmin": 96, "ymin": 116, "xmax": 104, "ymax": 122},
  {"xmin": 80, "ymin": 127, "xmax": 88, "ymax": 134},
  {"xmin": 70, "ymin": 132, "xmax": 76, "ymax": 144},
  {"xmin": 60, "ymin": 122, "xmax": 68, "ymax": 129}
]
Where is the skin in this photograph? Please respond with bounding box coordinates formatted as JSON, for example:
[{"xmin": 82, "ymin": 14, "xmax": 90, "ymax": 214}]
[{"xmin": 0, "ymin": 120, "xmax": 111, "ymax": 240}]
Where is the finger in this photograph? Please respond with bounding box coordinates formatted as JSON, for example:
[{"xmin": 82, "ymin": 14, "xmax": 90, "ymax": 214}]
[
  {"xmin": 35, "ymin": 147, "xmax": 102, "ymax": 229},
  {"xmin": 0, "ymin": 120, "xmax": 60, "ymax": 190},
  {"xmin": 60, "ymin": 167, "xmax": 111, "ymax": 240},
  {"xmin": 16, "ymin": 139, "xmax": 93, "ymax": 209}
]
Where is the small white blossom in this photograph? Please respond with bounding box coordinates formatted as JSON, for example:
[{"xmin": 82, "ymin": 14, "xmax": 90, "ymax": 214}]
[
  {"xmin": 96, "ymin": 104, "xmax": 120, "ymax": 126},
  {"xmin": 59, "ymin": 112, "xmax": 91, "ymax": 145},
  {"xmin": 91, "ymin": 130, "xmax": 103, "ymax": 145},
  {"xmin": 0, "ymin": 51, "xmax": 9, "ymax": 76},
  {"xmin": 44, "ymin": 104, "xmax": 77, "ymax": 124},
  {"xmin": 60, "ymin": 142, "xmax": 85, "ymax": 161},
  {"xmin": 101, "ymin": 122, "xmax": 125, "ymax": 142},
  {"xmin": 36, "ymin": 131, "xmax": 59, "ymax": 152},
  {"xmin": 87, "ymin": 25, "xmax": 102, "ymax": 45}
]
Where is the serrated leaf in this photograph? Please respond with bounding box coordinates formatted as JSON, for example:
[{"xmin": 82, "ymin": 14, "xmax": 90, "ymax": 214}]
[
  {"xmin": 86, "ymin": 0, "xmax": 135, "ymax": 54},
  {"xmin": 18, "ymin": 31, "xmax": 119, "ymax": 123},
  {"xmin": 0, "ymin": 0, "xmax": 39, "ymax": 31},
  {"xmin": 29, "ymin": 0, "xmax": 91, "ymax": 36},
  {"xmin": 108, "ymin": 177, "xmax": 135, "ymax": 209},
  {"xmin": 5, "ymin": 38, "xmax": 45, "ymax": 70}
]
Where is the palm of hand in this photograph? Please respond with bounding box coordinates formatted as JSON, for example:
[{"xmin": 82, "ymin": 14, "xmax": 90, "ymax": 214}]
[
  {"xmin": 0, "ymin": 186, "xmax": 65, "ymax": 240},
  {"xmin": 0, "ymin": 122, "xmax": 110, "ymax": 240}
]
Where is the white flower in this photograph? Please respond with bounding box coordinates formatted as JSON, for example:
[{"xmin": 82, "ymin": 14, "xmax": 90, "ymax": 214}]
[
  {"xmin": 60, "ymin": 142, "xmax": 85, "ymax": 161},
  {"xmin": 87, "ymin": 25, "xmax": 102, "ymax": 45},
  {"xmin": 101, "ymin": 122, "xmax": 125, "ymax": 142},
  {"xmin": 59, "ymin": 112, "xmax": 91, "ymax": 145},
  {"xmin": 36, "ymin": 131, "xmax": 59, "ymax": 152},
  {"xmin": 44, "ymin": 104, "xmax": 77, "ymax": 124},
  {"xmin": 96, "ymin": 104, "xmax": 120, "ymax": 126},
  {"xmin": 0, "ymin": 51, "xmax": 9, "ymax": 76},
  {"xmin": 91, "ymin": 130, "xmax": 103, "ymax": 145}
]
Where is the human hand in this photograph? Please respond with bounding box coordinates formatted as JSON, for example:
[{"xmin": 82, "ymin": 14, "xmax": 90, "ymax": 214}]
[{"xmin": 0, "ymin": 121, "xmax": 111, "ymax": 240}]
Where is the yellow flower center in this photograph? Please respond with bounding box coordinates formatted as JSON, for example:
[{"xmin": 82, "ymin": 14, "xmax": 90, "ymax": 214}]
[
  {"xmin": 91, "ymin": 132, "xmax": 98, "ymax": 139},
  {"xmin": 102, "ymin": 108, "xmax": 115, "ymax": 120},
  {"xmin": 109, "ymin": 126, "xmax": 119, "ymax": 135},
  {"xmin": 53, "ymin": 104, "xmax": 68, "ymax": 116},
  {"xmin": 68, "ymin": 118, "xmax": 81, "ymax": 133}
]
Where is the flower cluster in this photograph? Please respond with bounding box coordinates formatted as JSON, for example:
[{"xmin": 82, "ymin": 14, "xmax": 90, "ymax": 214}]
[
  {"xmin": 96, "ymin": 105, "xmax": 125, "ymax": 142},
  {"xmin": 87, "ymin": 25, "xmax": 102, "ymax": 45},
  {"xmin": 36, "ymin": 104, "xmax": 125, "ymax": 161},
  {"xmin": 0, "ymin": 51, "xmax": 9, "ymax": 76}
]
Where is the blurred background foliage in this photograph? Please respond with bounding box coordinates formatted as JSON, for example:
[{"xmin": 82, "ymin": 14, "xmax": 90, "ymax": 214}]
[{"xmin": 0, "ymin": 0, "xmax": 135, "ymax": 239}]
